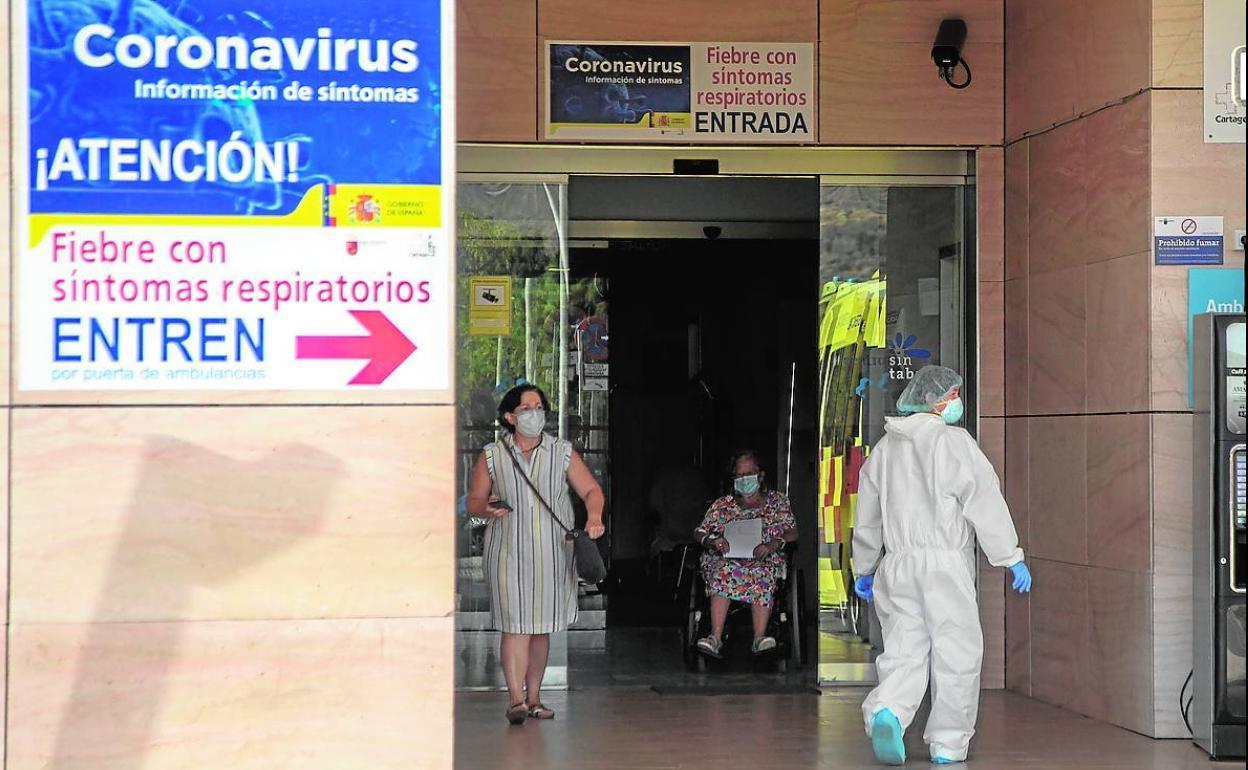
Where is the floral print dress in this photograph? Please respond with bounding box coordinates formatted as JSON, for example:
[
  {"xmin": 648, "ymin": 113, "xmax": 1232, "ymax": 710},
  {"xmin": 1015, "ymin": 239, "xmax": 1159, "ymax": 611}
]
[{"xmin": 696, "ymin": 490, "xmax": 796, "ymax": 606}]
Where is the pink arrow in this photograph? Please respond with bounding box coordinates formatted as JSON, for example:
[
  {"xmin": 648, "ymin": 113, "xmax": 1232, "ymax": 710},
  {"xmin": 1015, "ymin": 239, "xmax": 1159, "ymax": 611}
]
[{"xmin": 296, "ymin": 310, "xmax": 416, "ymax": 385}]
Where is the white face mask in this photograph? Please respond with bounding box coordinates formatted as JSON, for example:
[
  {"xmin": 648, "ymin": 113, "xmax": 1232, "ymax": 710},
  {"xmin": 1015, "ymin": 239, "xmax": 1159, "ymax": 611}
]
[{"xmin": 514, "ymin": 409, "xmax": 546, "ymax": 438}]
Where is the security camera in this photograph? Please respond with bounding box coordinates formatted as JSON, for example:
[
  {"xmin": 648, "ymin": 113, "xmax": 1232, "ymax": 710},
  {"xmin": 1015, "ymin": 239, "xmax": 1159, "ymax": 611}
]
[
  {"xmin": 932, "ymin": 19, "xmax": 966, "ymax": 68},
  {"xmin": 703, "ymin": 225, "xmax": 723, "ymax": 240},
  {"xmin": 932, "ymin": 19, "xmax": 971, "ymax": 89}
]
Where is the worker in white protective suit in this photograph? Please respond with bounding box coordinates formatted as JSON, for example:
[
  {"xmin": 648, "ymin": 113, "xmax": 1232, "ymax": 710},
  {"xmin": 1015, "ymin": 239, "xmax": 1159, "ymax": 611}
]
[{"xmin": 852, "ymin": 365, "xmax": 1032, "ymax": 766}]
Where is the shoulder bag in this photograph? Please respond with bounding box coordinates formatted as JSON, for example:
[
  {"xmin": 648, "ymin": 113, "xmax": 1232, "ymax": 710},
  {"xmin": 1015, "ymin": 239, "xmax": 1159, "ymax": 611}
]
[{"xmin": 504, "ymin": 446, "xmax": 608, "ymax": 584}]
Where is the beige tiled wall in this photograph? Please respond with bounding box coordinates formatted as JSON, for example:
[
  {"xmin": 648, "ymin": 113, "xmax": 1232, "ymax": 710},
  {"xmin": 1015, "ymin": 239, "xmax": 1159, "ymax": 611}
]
[
  {"xmin": 1006, "ymin": 108, "xmax": 1159, "ymax": 730},
  {"xmin": 7, "ymin": 618, "xmax": 452, "ymax": 770},
  {"xmin": 1085, "ymin": 414, "xmax": 1151, "ymax": 573},
  {"xmin": 458, "ymin": 0, "xmax": 538, "ymax": 142},
  {"xmin": 1086, "ymin": 254, "xmax": 1151, "ymax": 414},
  {"xmin": 0, "ymin": 5, "xmax": 10, "ymax": 407},
  {"xmin": 3, "ymin": 7, "xmax": 12, "ymax": 758},
  {"xmin": 9, "ymin": 408, "xmax": 454, "ymax": 624},
  {"xmin": 1152, "ymin": 412, "xmax": 1197, "ymax": 736},
  {"xmin": 1002, "ymin": 0, "xmax": 1160, "ymax": 735},
  {"xmin": 1085, "ymin": 97, "xmax": 1152, "ymax": 264},
  {"xmin": 1024, "ymin": 559, "xmax": 1151, "ymax": 734},
  {"xmin": 4, "ymin": 407, "xmax": 455, "ymax": 766},
  {"xmin": 979, "ymin": 145, "xmax": 1007, "ymax": 433},
  {"xmin": 0, "ymin": 415, "xmax": 7, "ymax": 756},
  {"xmin": 820, "ymin": 0, "xmax": 1003, "ymax": 145},
  {"xmin": 1003, "ymin": 277, "xmax": 1029, "ymax": 417},
  {"xmin": 1003, "ymin": 0, "xmax": 1246, "ymax": 739},
  {"xmin": 1085, "ymin": 566, "xmax": 1154, "ymax": 733},
  {"xmin": 1005, "ymin": 0, "xmax": 1151, "ymax": 141},
  {"xmin": 1151, "ymin": 0, "xmax": 1203, "ymax": 88},
  {"xmin": 1027, "ymin": 266, "xmax": 1087, "ymax": 414},
  {"xmin": 978, "ymin": 147, "xmax": 1009, "ymax": 689},
  {"xmin": 979, "ymin": 418, "xmax": 1007, "ymax": 690},
  {"xmin": 541, "ymin": 0, "xmax": 818, "ymax": 40},
  {"xmin": 1026, "ymin": 416, "xmax": 1088, "ymax": 563},
  {"xmin": 1029, "ymin": 559, "xmax": 1089, "ymax": 711},
  {"xmin": 980, "ymin": 281, "xmax": 1005, "ymax": 419}
]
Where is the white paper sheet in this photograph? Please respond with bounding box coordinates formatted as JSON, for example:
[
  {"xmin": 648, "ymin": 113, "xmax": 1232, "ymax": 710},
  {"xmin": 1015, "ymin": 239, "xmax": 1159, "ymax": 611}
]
[{"xmin": 722, "ymin": 518, "xmax": 763, "ymax": 559}]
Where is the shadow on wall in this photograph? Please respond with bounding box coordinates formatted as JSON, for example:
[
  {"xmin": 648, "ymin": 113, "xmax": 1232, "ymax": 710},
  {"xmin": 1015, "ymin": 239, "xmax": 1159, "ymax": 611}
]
[{"xmin": 47, "ymin": 435, "xmax": 341, "ymax": 769}]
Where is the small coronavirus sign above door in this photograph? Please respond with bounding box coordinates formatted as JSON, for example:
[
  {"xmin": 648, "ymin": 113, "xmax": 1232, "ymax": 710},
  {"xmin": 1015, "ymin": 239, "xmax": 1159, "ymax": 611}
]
[{"xmin": 545, "ymin": 42, "xmax": 816, "ymax": 143}]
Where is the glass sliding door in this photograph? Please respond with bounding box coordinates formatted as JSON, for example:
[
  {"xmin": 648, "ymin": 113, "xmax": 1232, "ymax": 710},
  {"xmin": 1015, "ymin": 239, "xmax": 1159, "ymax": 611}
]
[
  {"xmin": 454, "ymin": 179, "xmax": 573, "ymax": 690},
  {"xmin": 815, "ymin": 181, "xmax": 974, "ymax": 685},
  {"xmin": 453, "ymin": 178, "xmax": 612, "ymax": 690}
]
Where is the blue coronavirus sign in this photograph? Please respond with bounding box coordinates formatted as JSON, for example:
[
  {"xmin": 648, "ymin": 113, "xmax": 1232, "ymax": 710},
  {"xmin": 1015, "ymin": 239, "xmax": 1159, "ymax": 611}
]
[{"xmin": 15, "ymin": 0, "xmax": 454, "ymax": 391}]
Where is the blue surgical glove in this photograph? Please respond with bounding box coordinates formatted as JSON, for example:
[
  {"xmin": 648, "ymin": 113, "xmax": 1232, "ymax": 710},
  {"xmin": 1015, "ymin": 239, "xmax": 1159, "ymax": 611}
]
[
  {"xmin": 1009, "ymin": 562, "xmax": 1032, "ymax": 593},
  {"xmin": 854, "ymin": 574, "xmax": 874, "ymax": 601}
]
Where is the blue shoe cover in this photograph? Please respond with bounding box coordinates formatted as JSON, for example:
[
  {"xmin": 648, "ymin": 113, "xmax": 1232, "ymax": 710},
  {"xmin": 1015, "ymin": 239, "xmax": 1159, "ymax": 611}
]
[
  {"xmin": 932, "ymin": 758, "xmax": 961, "ymax": 765},
  {"xmin": 870, "ymin": 709, "xmax": 906, "ymax": 766}
]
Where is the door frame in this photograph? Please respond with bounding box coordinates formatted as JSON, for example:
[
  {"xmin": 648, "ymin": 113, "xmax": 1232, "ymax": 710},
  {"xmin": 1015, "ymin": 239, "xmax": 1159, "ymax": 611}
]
[
  {"xmin": 459, "ymin": 143, "xmax": 971, "ymax": 180},
  {"xmin": 455, "ymin": 146, "xmax": 981, "ymax": 690}
]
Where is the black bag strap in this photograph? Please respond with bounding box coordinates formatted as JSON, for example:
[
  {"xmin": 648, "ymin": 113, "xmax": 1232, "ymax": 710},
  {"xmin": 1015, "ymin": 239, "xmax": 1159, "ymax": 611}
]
[{"xmin": 503, "ymin": 441, "xmax": 574, "ymax": 536}]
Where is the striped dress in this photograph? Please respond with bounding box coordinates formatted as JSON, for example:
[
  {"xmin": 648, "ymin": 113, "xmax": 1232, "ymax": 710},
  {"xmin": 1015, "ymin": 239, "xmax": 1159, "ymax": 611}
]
[{"xmin": 482, "ymin": 433, "xmax": 578, "ymax": 634}]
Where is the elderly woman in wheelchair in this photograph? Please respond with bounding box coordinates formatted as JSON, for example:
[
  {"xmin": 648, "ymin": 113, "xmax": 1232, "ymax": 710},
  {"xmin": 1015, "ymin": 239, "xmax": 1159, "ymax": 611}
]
[{"xmin": 693, "ymin": 450, "xmax": 798, "ymax": 658}]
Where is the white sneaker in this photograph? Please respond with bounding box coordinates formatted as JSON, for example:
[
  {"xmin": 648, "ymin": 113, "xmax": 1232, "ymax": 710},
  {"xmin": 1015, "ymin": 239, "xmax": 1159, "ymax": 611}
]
[
  {"xmin": 751, "ymin": 636, "xmax": 777, "ymax": 654},
  {"xmin": 696, "ymin": 635, "xmax": 723, "ymax": 658}
]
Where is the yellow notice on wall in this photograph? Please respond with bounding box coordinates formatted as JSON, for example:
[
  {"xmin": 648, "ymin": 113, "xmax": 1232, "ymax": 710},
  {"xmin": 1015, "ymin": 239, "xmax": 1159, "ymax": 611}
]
[{"xmin": 468, "ymin": 276, "xmax": 513, "ymax": 337}]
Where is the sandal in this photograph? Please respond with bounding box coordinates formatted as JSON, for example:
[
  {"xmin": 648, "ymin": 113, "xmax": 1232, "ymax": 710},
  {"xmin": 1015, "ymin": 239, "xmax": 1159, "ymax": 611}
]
[
  {"xmin": 697, "ymin": 635, "xmax": 724, "ymax": 659},
  {"xmin": 527, "ymin": 703, "xmax": 556, "ymax": 720},
  {"xmin": 505, "ymin": 703, "xmax": 528, "ymax": 726},
  {"xmin": 752, "ymin": 636, "xmax": 777, "ymax": 655}
]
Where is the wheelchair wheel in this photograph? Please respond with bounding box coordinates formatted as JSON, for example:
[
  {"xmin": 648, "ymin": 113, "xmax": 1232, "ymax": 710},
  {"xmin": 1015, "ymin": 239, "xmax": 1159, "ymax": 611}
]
[
  {"xmin": 682, "ymin": 573, "xmax": 703, "ymax": 669},
  {"xmin": 787, "ymin": 567, "xmax": 803, "ymax": 667}
]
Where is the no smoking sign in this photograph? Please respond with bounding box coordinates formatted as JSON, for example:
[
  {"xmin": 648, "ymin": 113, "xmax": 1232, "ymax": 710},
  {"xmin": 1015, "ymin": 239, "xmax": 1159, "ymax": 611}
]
[{"xmin": 1155, "ymin": 216, "xmax": 1224, "ymax": 265}]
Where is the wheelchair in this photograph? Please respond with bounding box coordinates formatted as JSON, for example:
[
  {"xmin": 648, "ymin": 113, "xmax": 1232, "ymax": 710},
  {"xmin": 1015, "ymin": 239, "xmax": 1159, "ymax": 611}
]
[{"xmin": 679, "ymin": 544, "xmax": 805, "ymax": 672}]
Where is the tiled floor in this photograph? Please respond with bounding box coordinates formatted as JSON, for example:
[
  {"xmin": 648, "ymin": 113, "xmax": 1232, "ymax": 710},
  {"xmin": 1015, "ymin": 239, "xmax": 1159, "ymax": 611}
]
[
  {"xmin": 456, "ymin": 687, "xmax": 1241, "ymax": 769},
  {"xmin": 820, "ymin": 630, "xmax": 874, "ymax": 664},
  {"xmin": 458, "ymin": 627, "xmax": 1240, "ymax": 768},
  {"xmin": 567, "ymin": 627, "xmax": 810, "ymax": 690}
]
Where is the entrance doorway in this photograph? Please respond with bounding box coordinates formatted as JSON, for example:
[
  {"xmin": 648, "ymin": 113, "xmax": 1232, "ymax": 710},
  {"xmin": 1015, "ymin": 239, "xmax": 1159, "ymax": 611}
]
[{"xmin": 452, "ymin": 148, "xmax": 976, "ymax": 693}]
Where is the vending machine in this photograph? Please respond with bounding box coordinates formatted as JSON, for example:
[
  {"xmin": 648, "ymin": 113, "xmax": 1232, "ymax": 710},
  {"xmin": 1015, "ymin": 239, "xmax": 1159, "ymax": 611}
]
[{"xmin": 1192, "ymin": 312, "xmax": 1246, "ymax": 759}]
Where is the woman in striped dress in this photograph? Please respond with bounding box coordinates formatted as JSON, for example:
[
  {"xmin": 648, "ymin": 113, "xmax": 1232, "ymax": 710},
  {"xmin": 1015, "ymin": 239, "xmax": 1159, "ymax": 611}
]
[{"xmin": 466, "ymin": 384, "xmax": 605, "ymax": 725}]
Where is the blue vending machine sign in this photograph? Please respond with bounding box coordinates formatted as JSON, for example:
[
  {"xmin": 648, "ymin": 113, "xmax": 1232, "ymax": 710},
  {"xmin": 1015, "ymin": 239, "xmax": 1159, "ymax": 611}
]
[{"xmin": 1188, "ymin": 268, "xmax": 1246, "ymax": 406}]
